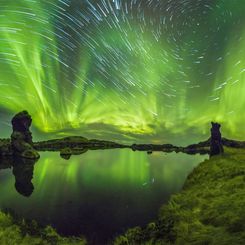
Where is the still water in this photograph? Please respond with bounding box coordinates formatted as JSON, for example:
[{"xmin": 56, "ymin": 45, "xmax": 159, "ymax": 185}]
[{"xmin": 0, "ymin": 149, "xmax": 207, "ymax": 243}]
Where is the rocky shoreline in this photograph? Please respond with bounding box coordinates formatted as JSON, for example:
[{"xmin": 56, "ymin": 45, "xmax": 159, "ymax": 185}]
[
  {"xmin": 1, "ymin": 111, "xmax": 245, "ymax": 159},
  {"xmin": 1, "ymin": 135, "xmax": 245, "ymax": 159}
]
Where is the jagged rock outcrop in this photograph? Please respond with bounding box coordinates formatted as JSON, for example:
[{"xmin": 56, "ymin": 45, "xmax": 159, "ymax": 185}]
[
  {"xmin": 210, "ymin": 122, "xmax": 224, "ymax": 156},
  {"xmin": 11, "ymin": 111, "xmax": 39, "ymax": 159},
  {"xmin": 0, "ymin": 139, "xmax": 12, "ymax": 156}
]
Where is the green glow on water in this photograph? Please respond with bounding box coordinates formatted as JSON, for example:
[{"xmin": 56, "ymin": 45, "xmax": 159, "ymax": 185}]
[{"xmin": 0, "ymin": 150, "xmax": 207, "ymax": 241}]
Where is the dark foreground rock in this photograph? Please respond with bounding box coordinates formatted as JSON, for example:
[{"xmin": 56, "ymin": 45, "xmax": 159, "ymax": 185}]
[
  {"xmin": 0, "ymin": 139, "xmax": 12, "ymax": 156},
  {"xmin": 210, "ymin": 122, "xmax": 224, "ymax": 156},
  {"xmin": 11, "ymin": 111, "xmax": 39, "ymax": 159}
]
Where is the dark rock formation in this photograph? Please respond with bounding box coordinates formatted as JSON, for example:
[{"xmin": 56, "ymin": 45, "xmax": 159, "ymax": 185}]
[
  {"xmin": 131, "ymin": 143, "xmax": 177, "ymax": 152},
  {"xmin": 131, "ymin": 142, "xmax": 209, "ymax": 155},
  {"xmin": 210, "ymin": 122, "xmax": 224, "ymax": 156},
  {"xmin": 60, "ymin": 147, "xmax": 88, "ymax": 160},
  {"xmin": 11, "ymin": 111, "xmax": 39, "ymax": 159},
  {"xmin": 60, "ymin": 147, "xmax": 72, "ymax": 159},
  {"xmin": 0, "ymin": 139, "xmax": 13, "ymax": 156},
  {"xmin": 222, "ymin": 138, "xmax": 245, "ymax": 148}
]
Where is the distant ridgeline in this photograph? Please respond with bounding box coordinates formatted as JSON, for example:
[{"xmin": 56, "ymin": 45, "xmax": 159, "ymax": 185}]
[{"xmin": 0, "ymin": 111, "xmax": 245, "ymax": 160}]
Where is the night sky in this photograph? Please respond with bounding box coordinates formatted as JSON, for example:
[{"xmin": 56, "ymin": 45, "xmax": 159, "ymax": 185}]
[{"xmin": 0, "ymin": 0, "xmax": 244, "ymax": 144}]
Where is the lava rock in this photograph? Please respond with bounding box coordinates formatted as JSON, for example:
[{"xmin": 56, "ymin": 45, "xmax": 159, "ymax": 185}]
[
  {"xmin": 210, "ymin": 122, "xmax": 224, "ymax": 156},
  {"xmin": 11, "ymin": 111, "xmax": 39, "ymax": 159}
]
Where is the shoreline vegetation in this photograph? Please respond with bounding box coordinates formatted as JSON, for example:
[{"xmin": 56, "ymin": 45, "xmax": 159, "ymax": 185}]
[
  {"xmin": 0, "ymin": 211, "xmax": 86, "ymax": 245},
  {"xmin": 114, "ymin": 147, "xmax": 245, "ymax": 245},
  {"xmin": 0, "ymin": 112, "xmax": 244, "ymax": 244}
]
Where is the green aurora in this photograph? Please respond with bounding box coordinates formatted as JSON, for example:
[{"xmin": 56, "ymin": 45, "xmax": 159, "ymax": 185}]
[{"xmin": 0, "ymin": 0, "xmax": 244, "ymax": 143}]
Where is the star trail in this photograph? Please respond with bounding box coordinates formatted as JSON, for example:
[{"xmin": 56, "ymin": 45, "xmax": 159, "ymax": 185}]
[{"xmin": 0, "ymin": 0, "xmax": 244, "ymax": 142}]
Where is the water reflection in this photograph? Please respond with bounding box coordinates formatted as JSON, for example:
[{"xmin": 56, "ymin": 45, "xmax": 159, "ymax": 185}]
[
  {"xmin": 0, "ymin": 157, "xmax": 38, "ymax": 197},
  {"xmin": 13, "ymin": 157, "xmax": 37, "ymax": 197},
  {"xmin": 0, "ymin": 149, "xmax": 207, "ymax": 244}
]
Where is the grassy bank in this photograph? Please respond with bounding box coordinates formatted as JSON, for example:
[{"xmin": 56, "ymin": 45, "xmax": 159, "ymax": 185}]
[
  {"xmin": 114, "ymin": 147, "xmax": 245, "ymax": 245},
  {"xmin": 0, "ymin": 211, "xmax": 86, "ymax": 245}
]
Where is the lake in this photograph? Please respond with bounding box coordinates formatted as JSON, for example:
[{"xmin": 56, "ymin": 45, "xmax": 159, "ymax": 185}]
[{"xmin": 0, "ymin": 149, "xmax": 207, "ymax": 244}]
